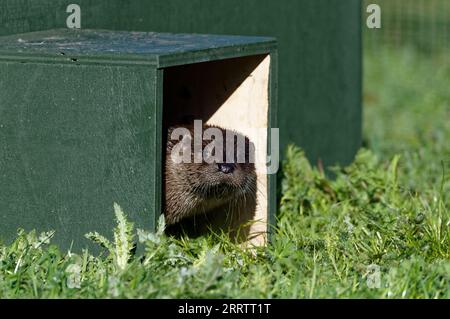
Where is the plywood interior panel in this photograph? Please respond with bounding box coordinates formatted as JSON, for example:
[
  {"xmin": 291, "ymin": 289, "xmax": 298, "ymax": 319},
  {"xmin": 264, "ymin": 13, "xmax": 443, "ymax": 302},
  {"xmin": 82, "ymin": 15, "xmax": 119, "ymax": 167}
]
[{"xmin": 163, "ymin": 54, "xmax": 270, "ymax": 245}]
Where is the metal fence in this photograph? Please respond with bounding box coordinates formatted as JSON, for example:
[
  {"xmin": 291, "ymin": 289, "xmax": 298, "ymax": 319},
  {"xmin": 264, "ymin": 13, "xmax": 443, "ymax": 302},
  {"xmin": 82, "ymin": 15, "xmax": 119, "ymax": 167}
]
[{"xmin": 363, "ymin": 0, "xmax": 450, "ymax": 54}]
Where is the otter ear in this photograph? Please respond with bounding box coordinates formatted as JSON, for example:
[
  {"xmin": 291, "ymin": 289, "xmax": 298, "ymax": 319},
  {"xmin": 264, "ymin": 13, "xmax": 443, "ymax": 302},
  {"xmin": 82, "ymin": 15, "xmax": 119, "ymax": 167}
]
[{"xmin": 168, "ymin": 127, "xmax": 192, "ymax": 164}]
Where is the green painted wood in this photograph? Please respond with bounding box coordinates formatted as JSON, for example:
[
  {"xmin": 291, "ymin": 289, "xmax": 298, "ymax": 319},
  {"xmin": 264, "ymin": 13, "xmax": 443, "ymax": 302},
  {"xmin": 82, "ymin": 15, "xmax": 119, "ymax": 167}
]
[
  {"xmin": 112, "ymin": 0, "xmax": 362, "ymax": 168},
  {"xmin": 0, "ymin": 29, "xmax": 277, "ymax": 249},
  {"xmin": 0, "ymin": 29, "xmax": 276, "ymax": 67},
  {"xmin": 0, "ymin": 61, "xmax": 159, "ymax": 249},
  {"xmin": 0, "ymin": 0, "xmax": 361, "ymax": 167},
  {"xmin": 268, "ymin": 50, "xmax": 278, "ymax": 240},
  {"xmin": 0, "ymin": 0, "xmax": 121, "ymax": 37},
  {"xmin": 0, "ymin": 0, "xmax": 359, "ymax": 246}
]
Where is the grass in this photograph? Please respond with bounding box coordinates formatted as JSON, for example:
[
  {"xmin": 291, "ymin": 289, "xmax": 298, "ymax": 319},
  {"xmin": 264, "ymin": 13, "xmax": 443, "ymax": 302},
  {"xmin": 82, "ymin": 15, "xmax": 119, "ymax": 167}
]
[{"xmin": 0, "ymin": 47, "xmax": 449, "ymax": 298}]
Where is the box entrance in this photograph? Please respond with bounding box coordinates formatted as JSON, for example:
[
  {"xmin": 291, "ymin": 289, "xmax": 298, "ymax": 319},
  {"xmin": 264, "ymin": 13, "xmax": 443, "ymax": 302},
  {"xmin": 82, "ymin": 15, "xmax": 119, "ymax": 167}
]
[{"xmin": 162, "ymin": 54, "xmax": 270, "ymax": 245}]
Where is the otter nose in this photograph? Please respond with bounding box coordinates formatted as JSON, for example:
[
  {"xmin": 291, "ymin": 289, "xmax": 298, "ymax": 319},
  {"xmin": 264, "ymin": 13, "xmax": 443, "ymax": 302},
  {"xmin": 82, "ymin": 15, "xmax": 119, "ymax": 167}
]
[{"xmin": 218, "ymin": 163, "xmax": 235, "ymax": 174}]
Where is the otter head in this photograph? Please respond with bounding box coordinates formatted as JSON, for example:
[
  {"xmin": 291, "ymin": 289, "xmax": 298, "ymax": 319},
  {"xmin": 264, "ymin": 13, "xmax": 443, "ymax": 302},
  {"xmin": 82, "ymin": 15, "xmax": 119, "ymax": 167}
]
[{"xmin": 164, "ymin": 124, "xmax": 256, "ymax": 225}]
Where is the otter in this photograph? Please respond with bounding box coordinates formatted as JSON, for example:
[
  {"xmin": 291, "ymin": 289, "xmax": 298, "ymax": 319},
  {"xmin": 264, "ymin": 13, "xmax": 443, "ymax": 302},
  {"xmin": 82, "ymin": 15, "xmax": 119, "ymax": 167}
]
[{"xmin": 163, "ymin": 124, "xmax": 257, "ymax": 234}]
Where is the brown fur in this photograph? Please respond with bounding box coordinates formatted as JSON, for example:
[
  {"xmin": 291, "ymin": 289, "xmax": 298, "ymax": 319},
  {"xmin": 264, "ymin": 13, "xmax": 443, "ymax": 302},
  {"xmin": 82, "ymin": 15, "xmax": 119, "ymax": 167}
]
[{"xmin": 163, "ymin": 124, "xmax": 257, "ymax": 228}]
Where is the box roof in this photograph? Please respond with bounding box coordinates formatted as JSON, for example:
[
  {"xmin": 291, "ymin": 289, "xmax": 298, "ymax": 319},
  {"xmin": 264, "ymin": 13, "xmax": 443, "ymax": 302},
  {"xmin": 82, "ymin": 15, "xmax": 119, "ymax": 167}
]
[{"xmin": 0, "ymin": 29, "xmax": 276, "ymax": 67}]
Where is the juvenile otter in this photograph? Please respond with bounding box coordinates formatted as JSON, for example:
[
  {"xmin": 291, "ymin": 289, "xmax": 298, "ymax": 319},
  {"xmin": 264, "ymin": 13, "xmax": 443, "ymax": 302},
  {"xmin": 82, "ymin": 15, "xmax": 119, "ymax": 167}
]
[{"xmin": 164, "ymin": 124, "xmax": 257, "ymax": 228}]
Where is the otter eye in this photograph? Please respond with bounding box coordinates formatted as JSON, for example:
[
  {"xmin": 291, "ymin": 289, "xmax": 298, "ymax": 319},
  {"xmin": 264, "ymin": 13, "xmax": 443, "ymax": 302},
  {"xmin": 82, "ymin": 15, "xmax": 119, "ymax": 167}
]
[{"xmin": 217, "ymin": 163, "xmax": 235, "ymax": 174}]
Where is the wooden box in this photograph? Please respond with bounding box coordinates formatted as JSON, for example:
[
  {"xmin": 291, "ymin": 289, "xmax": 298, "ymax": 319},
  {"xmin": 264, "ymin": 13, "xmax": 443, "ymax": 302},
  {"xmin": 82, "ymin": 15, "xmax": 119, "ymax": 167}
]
[{"xmin": 0, "ymin": 29, "xmax": 277, "ymax": 249}]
